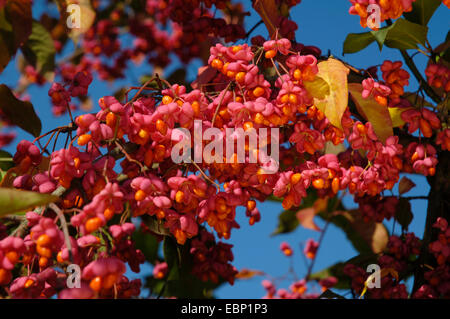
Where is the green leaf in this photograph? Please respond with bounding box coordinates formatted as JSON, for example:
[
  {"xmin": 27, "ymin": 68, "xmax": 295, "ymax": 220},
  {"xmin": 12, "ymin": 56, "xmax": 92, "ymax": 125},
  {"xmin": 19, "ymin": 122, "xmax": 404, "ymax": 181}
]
[
  {"xmin": 0, "ymin": 150, "xmax": 14, "ymax": 171},
  {"xmin": 345, "ymin": 18, "xmax": 429, "ymax": 53},
  {"xmin": 0, "ymin": 170, "xmax": 7, "ymax": 183},
  {"xmin": 267, "ymin": 194, "xmax": 283, "ymax": 202},
  {"xmin": 348, "ymin": 83, "xmax": 394, "ymax": 143},
  {"xmin": 145, "ymin": 277, "xmax": 166, "ymax": 296},
  {"xmin": 319, "ymin": 209, "xmax": 389, "ymax": 254},
  {"xmin": 384, "ymin": 18, "xmax": 428, "ymax": 50},
  {"xmin": 403, "ymin": 0, "xmax": 442, "ymax": 26},
  {"xmin": 0, "ymin": 188, "xmax": 59, "ymax": 217},
  {"xmin": 20, "ymin": 20, "xmax": 55, "ymax": 76},
  {"xmin": 150, "ymin": 238, "xmax": 227, "ymax": 298},
  {"xmin": 164, "ymin": 272, "xmax": 225, "ymax": 299},
  {"xmin": 0, "ymin": 84, "xmax": 42, "ymax": 137},
  {"xmin": 395, "ymin": 198, "xmax": 413, "ymax": 230},
  {"xmin": 370, "ymin": 27, "xmax": 390, "ymax": 51},
  {"xmin": 271, "ymin": 209, "xmax": 299, "ymax": 236},
  {"xmin": 310, "ymin": 262, "xmax": 349, "ymax": 290},
  {"xmin": 145, "ymin": 216, "xmax": 171, "ymax": 236},
  {"xmin": 311, "ymin": 254, "xmax": 379, "ymax": 290},
  {"xmin": 343, "ymin": 32, "xmax": 375, "ymax": 54},
  {"xmin": 139, "ymin": 75, "xmax": 160, "ymax": 88},
  {"xmin": 163, "ymin": 236, "xmax": 180, "ymax": 281},
  {"xmin": 132, "ymin": 228, "xmax": 160, "ymax": 264}
]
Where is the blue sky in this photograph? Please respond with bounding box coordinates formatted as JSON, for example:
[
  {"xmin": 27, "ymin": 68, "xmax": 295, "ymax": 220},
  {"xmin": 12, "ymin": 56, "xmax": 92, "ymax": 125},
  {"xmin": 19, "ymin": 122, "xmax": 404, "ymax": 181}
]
[{"xmin": 0, "ymin": 0, "xmax": 449, "ymax": 299}]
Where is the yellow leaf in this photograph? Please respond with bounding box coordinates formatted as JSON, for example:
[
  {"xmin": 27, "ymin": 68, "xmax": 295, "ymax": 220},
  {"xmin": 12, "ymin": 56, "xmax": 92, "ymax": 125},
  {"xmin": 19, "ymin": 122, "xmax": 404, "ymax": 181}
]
[
  {"xmin": 303, "ymin": 76, "xmax": 330, "ymax": 99},
  {"xmin": 0, "ymin": 188, "xmax": 59, "ymax": 217},
  {"xmin": 306, "ymin": 58, "xmax": 349, "ymax": 130},
  {"xmin": 66, "ymin": 0, "xmax": 96, "ymax": 43},
  {"xmin": 388, "ymin": 107, "xmax": 410, "ymax": 128},
  {"xmin": 348, "ymin": 83, "xmax": 393, "ymax": 143}
]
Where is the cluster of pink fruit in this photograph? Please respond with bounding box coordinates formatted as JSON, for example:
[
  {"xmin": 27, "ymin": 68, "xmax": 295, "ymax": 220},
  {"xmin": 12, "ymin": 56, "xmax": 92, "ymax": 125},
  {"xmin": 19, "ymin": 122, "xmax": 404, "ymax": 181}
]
[{"xmin": 1, "ymin": 29, "xmax": 447, "ymax": 298}]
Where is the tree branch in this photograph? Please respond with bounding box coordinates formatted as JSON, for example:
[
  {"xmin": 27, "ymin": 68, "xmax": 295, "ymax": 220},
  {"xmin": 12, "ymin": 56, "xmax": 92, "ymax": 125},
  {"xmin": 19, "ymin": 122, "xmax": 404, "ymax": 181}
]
[
  {"xmin": 398, "ymin": 49, "xmax": 442, "ymax": 104},
  {"xmin": 412, "ymin": 150, "xmax": 450, "ymax": 294},
  {"xmin": 385, "ymin": 19, "xmax": 442, "ymax": 105}
]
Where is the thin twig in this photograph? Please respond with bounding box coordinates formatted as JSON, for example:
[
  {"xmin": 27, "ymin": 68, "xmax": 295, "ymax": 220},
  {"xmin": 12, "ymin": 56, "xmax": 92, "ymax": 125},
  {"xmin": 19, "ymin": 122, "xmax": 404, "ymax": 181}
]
[
  {"xmin": 49, "ymin": 203, "xmax": 73, "ymax": 263},
  {"xmin": 66, "ymin": 104, "xmax": 74, "ymax": 125},
  {"xmin": 245, "ymin": 20, "xmax": 263, "ymax": 39},
  {"xmin": 212, "ymin": 81, "xmax": 232, "ymax": 126},
  {"xmin": 305, "ymin": 192, "xmax": 346, "ymax": 281},
  {"xmin": 271, "ymin": 58, "xmax": 285, "ymax": 83},
  {"xmin": 40, "ymin": 130, "xmax": 57, "ymax": 155},
  {"xmin": 190, "ymin": 159, "xmax": 220, "ymax": 189},
  {"xmin": 305, "ymin": 221, "xmax": 330, "ymax": 281},
  {"xmin": 127, "ymin": 78, "xmax": 157, "ymax": 104},
  {"xmin": 114, "ymin": 140, "xmax": 145, "ymax": 171},
  {"xmin": 403, "ymin": 196, "xmax": 428, "ymax": 200}
]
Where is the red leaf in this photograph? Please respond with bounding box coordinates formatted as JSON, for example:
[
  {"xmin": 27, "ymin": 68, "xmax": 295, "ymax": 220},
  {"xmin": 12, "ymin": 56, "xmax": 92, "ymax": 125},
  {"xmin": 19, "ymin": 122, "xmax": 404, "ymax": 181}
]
[
  {"xmin": 398, "ymin": 176, "xmax": 416, "ymax": 195},
  {"xmin": 296, "ymin": 207, "xmax": 321, "ymax": 231},
  {"xmin": 0, "ymin": 84, "xmax": 42, "ymax": 137},
  {"xmin": 6, "ymin": 0, "xmax": 32, "ymax": 49},
  {"xmin": 191, "ymin": 66, "xmax": 218, "ymax": 89},
  {"xmin": 253, "ymin": 0, "xmax": 280, "ymax": 38}
]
